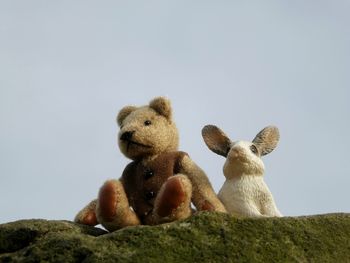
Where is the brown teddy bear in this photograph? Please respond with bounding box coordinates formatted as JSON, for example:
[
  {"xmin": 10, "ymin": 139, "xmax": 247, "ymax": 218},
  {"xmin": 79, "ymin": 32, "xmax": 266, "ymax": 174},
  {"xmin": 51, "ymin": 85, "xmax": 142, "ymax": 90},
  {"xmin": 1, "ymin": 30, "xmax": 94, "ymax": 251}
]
[{"xmin": 75, "ymin": 97, "xmax": 226, "ymax": 231}]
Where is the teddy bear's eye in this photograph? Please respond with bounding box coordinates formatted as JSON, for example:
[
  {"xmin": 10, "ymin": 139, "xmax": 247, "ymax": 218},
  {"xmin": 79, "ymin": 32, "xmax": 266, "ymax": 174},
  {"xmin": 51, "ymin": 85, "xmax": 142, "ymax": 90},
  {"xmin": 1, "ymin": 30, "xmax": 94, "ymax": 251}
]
[
  {"xmin": 250, "ymin": 145, "xmax": 259, "ymax": 155},
  {"xmin": 144, "ymin": 120, "xmax": 152, "ymax": 126}
]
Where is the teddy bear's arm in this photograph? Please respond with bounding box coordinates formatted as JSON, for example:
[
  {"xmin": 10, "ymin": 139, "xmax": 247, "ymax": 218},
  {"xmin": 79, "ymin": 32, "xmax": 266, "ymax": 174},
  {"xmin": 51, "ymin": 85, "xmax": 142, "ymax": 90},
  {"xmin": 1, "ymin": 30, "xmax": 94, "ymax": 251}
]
[{"xmin": 179, "ymin": 155, "xmax": 226, "ymax": 213}]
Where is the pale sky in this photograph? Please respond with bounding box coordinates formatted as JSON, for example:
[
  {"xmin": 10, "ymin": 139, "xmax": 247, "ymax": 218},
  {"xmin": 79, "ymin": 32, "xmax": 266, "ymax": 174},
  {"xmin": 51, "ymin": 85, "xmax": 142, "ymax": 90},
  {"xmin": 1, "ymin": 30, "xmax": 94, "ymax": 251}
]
[{"xmin": 1, "ymin": 1, "xmax": 349, "ymax": 223}]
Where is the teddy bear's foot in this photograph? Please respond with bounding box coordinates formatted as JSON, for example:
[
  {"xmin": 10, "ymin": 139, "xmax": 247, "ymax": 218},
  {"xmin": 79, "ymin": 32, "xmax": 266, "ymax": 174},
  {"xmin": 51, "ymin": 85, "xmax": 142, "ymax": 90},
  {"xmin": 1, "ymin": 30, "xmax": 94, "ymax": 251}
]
[
  {"xmin": 74, "ymin": 199, "xmax": 98, "ymax": 226},
  {"xmin": 96, "ymin": 179, "xmax": 140, "ymax": 231},
  {"xmin": 153, "ymin": 174, "xmax": 192, "ymax": 223}
]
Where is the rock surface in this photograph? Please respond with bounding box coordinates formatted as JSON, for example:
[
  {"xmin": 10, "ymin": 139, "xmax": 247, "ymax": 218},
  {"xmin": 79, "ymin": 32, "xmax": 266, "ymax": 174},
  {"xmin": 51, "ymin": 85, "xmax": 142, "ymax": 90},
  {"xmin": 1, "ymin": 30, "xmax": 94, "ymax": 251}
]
[{"xmin": 0, "ymin": 212, "xmax": 349, "ymax": 262}]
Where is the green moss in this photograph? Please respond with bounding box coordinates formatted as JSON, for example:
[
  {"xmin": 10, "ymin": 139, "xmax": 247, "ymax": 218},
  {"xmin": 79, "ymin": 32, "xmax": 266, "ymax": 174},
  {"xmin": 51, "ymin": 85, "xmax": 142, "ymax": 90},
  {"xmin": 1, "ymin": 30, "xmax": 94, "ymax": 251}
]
[{"xmin": 0, "ymin": 213, "xmax": 349, "ymax": 262}]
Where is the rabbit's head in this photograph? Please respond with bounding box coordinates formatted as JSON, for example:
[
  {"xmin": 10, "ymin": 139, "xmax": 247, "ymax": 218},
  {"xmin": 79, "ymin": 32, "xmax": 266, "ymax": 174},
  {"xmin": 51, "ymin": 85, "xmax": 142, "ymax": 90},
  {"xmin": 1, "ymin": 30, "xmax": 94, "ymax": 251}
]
[{"xmin": 202, "ymin": 125, "xmax": 279, "ymax": 179}]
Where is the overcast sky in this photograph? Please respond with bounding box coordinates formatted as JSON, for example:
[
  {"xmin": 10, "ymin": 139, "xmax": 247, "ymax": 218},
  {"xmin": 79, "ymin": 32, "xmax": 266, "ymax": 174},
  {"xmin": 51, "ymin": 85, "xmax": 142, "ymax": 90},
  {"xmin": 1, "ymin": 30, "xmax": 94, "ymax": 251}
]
[{"xmin": 1, "ymin": 1, "xmax": 349, "ymax": 223}]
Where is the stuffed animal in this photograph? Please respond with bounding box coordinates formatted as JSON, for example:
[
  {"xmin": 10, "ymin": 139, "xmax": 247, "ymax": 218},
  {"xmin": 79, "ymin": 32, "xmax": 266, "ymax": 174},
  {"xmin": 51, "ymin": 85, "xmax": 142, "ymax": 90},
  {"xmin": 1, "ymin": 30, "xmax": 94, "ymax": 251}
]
[
  {"xmin": 201, "ymin": 125, "xmax": 282, "ymax": 218},
  {"xmin": 75, "ymin": 97, "xmax": 226, "ymax": 231}
]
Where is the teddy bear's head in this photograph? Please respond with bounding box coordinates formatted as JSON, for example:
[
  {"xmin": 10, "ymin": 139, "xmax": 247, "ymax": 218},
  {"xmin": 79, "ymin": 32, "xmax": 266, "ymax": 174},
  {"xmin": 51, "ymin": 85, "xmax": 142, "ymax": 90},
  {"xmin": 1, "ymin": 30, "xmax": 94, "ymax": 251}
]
[{"xmin": 116, "ymin": 97, "xmax": 179, "ymax": 160}]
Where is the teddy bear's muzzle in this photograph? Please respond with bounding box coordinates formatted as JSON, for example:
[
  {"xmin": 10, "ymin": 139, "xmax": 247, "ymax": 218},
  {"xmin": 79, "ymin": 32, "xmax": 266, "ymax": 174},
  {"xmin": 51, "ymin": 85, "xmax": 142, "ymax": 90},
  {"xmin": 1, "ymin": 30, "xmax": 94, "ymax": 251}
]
[
  {"xmin": 120, "ymin": 131, "xmax": 135, "ymax": 141},
  {"xmin": 120, "ymin": 131, "xmax": 152, "ymax": 152}
]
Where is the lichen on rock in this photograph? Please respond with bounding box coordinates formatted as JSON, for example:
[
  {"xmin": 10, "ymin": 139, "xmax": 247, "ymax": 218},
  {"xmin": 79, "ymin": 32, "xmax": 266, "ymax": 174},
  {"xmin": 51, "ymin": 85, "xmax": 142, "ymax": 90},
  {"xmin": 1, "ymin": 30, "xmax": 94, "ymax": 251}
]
[{"xmin": 0, "ymin": 213, "xmax": 349, "ymax": 262}]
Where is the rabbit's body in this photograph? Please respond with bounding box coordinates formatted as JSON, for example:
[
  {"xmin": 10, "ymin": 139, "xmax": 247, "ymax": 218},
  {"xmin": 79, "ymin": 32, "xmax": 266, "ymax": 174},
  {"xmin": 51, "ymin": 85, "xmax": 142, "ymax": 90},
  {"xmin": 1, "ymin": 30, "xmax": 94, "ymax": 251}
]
[
  {"xmin": 202, "ymin": 125, "xmax": 282, "ymax": 218},
  {"xmin": 218, "ymin": 175, "xmax": 281, "ymax": 217}
]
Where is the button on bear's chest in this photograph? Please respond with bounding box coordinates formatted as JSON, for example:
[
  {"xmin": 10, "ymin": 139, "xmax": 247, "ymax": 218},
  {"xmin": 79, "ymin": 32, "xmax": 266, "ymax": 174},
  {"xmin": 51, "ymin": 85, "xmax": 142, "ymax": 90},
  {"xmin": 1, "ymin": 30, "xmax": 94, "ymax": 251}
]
[{"xmin": 138, "ymin": 162, "xmax": 175, "ymax": 194}]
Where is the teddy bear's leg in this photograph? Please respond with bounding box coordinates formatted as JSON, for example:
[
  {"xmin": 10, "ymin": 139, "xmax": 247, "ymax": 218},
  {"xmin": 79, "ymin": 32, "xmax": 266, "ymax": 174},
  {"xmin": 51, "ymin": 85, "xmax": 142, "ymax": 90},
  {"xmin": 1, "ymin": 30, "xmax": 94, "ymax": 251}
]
[
  {"xmin": 153, "ymin": 174, "xmax": 192, "ymax": 224},
  {"xmin": 74, "ymin": 199, "xmax": 98, "ymax": 226},
  {"xmin": 96, "ymin": 179, "xmax": 141, "ymax": 231}
]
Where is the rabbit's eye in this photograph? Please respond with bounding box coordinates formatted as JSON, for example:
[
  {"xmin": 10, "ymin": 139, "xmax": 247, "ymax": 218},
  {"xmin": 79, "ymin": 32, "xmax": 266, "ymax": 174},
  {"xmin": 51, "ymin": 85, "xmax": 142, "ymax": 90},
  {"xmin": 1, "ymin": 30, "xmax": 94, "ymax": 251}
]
[{"xmin": 250, "ymin": 145, "xmax": 259, "ymax": 155}]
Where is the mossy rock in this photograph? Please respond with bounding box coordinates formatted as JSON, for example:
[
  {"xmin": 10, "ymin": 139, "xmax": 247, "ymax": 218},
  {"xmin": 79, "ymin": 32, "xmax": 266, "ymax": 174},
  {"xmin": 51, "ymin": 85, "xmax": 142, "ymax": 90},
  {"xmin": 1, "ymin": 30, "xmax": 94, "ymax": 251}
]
[{"xmin": 0, "ymin": 213, "xmax": 349, "ymax": 262}]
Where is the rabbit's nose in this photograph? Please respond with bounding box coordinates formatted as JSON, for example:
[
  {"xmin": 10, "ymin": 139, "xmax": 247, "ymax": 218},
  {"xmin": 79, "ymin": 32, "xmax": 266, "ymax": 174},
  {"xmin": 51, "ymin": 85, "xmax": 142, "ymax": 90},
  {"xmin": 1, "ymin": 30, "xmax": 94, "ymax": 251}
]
[{"xmin": 230, "ymin": 147, "xmax": 245, "ymax": 157}]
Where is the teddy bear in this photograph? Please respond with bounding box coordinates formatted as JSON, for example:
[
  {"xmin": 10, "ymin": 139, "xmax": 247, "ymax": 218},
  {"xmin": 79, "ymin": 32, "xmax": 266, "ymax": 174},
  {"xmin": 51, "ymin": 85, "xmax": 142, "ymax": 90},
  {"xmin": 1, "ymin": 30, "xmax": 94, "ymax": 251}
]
[
  {"xmin": 75, "ymin": 97, "xmax": 226, "ymax": 231},
  {"xmin": 202, "ymin": 125, "xmax": 282, "ymax": 217}
]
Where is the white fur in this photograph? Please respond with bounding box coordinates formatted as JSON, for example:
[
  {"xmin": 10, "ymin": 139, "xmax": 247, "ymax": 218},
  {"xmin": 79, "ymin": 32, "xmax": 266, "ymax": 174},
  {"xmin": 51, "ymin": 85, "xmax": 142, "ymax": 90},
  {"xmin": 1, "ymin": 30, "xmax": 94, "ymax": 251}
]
[
  {"xmin": 218, "ymin": 175, "xmax": 281, "ymax": 217},
  {"xmin": 224, "ymin": 141, "xmax": 265, "ymax": 177},
  {"xmin": 220, "ymin": 140, "xmax": 282, "ymax": 217}
]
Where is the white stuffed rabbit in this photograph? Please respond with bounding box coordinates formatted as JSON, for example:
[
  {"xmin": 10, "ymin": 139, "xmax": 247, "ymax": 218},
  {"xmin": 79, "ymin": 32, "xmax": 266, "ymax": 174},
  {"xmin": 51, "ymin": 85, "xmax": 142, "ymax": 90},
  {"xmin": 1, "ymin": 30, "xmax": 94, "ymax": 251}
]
[{"xmin": 202, "ymin": 125, "xmax": 282, "ymax": 218}]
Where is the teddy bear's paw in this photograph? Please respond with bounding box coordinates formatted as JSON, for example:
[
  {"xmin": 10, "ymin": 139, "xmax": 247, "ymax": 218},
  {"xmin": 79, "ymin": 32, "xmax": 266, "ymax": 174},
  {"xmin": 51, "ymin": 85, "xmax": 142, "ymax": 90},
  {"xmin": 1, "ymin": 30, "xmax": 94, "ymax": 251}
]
[
  {"xmin": 153, "ymin": 175, "xmax": 192, "ymax": 222},
  {"xmin": 74, "ymin": 200, "xmax": 98, "ymax": 226}
]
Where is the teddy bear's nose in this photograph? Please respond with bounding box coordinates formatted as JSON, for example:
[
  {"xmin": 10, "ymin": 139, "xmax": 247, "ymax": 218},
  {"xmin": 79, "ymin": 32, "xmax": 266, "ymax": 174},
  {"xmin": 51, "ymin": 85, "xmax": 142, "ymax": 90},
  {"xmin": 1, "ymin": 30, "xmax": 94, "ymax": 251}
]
[{"xmin": 120, "ymin": 131, "xmax": 134, "ymax": 141}]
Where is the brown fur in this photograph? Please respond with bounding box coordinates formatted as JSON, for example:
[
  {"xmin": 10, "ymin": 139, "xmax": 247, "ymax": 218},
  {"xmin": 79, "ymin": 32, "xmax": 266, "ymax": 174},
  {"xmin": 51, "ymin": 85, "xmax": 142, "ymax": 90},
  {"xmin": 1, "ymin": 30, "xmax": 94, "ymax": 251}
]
[
  {"xmin": 75, "ymin": 97, "xmax": 226, "ymax": 231},
  {"xmin": 117, "ymin": 106, "xmax": 137, "ymax": 126},
  {"xmin": 149, "ymin": 97, "xmax": 172, "ymax": 120},
  {"xmin": 180, "ymin": 155, "xmax": 227, "ymax": 213},
  {"xmin": 156, "ymin": 177, "xmax": 186, "ymax": 217},
  {"xmin": 96, "ymin": 179, "xmax": 140, "ymax": 231},
  {"xmin": 74, "ymin": 200, "xmax": 98, "ymax": 226},
  {"xmin": 121, "ymin": 151, "xmax": 189, "ymax": 224},
  {"xmin": 154, "ymin": 175, "xmax": 192, "ymax": 223},
  {"xmin": 98, "ymin": 180, "xmax": 118, "ymax": 222},
  {"xmin": 252, "ymin": 126, "xmax": 280, "ymax": 156},
  {"xmin": 118, "ymin": 106, "xmax": 179, "ymax": 160},
  {"xmin": 82, "ymin": 211, "xmax": 98, "ymax": 226},
  {"xmin": 201, "ymin": 200, "xmax": 215, "ymax": 211},
  {"xmin": 202, "ymin": 125, "xmax": 231, "ymax": 157}
]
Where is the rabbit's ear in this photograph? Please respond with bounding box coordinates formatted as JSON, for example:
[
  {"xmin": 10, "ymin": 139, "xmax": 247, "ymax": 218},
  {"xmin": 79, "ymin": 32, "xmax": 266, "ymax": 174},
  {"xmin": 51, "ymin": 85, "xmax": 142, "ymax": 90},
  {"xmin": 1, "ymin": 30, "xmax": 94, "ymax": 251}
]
[
  {"xmin": 252, "ymin": 126, "xmax": 279, "ymax": 156},
  {"xmin": 202, "ymin": 125, "xmax": 231, "ymax": 157}
]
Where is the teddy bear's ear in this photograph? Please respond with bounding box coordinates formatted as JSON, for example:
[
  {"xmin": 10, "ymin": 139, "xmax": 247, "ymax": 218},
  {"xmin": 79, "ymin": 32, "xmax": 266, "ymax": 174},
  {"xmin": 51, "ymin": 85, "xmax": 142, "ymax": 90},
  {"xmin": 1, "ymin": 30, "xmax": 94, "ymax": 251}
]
[
  {"xmin": 202, "ymin": 125, "xmax": 231, "ymax": 157},
  {"xmin": 116, "ymin": 106, "xmax": 137, "ymax": 126},
  {"xmin": 149, "ymin": 97, "xmax": 172, "ymax": 120},
  {"xmin": 252, "ymin": 126, "xmax": 280, "ymax": 156}
]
